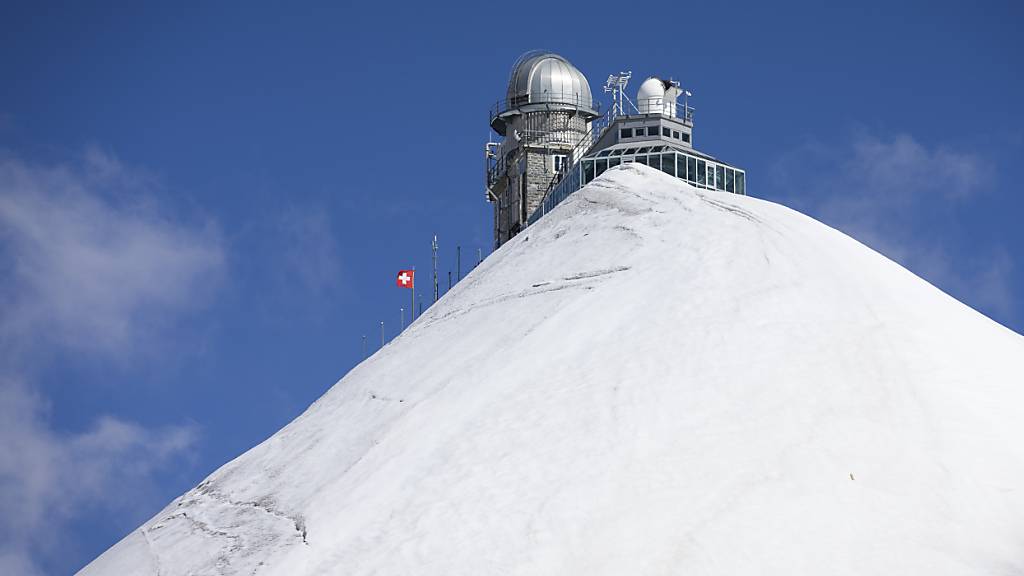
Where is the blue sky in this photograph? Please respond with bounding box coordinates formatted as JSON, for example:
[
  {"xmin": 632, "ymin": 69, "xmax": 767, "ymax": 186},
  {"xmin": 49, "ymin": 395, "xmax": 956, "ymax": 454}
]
[{"xmin": 0, "ymin": 1, "xmax": 1021, "ymax": 573}]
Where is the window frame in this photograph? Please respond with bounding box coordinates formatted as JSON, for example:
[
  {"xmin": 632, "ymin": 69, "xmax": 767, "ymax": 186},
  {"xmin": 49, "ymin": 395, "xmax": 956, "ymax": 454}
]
[{"xmin": 553, "ymin": 154, "xmax": 568, "ymax": 174}]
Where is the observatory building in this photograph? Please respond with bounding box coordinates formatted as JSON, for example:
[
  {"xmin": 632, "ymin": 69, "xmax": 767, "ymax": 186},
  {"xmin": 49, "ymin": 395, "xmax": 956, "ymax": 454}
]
[{"xmin": 485, "ymin": 50, "xmax": 746, "ymax": 248}]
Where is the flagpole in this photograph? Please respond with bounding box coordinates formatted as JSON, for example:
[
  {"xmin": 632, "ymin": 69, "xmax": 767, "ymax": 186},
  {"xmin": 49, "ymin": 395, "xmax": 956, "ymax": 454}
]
[
  {"xmin": 411, "ymin": 266, "xmax": 416, "ymax": 322},
  {"xmin": 432, "ymin": 235, "xmax": 439, "ymax": 304},
  {"xmin": 400, "ymin": 307, "xmax": 404, "ymax": 331}
]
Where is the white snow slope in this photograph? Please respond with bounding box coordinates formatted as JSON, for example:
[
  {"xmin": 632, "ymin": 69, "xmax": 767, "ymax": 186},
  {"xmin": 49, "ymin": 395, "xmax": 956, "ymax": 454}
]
[{"xmin": 80, "ymin": 164, "xmax": 1024, "ymax": 575}]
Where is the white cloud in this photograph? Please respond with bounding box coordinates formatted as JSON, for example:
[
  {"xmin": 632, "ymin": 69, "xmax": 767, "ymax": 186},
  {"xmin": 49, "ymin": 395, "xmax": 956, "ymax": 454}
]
[
  {"xmin": 0, "ymin": 379, "xmax": 198, "ymax": 575},
  {"xmin": 772, "ymin": 130, "xmax": 1014, "ymax": 322},
  {"xmin": 0, "ymin": 147, "xmax": 224, "ymax": 357},
  {"xmin": 0, "ymin": 548, "xmax": 43, "ymax": 576},
  {"xmin": 276, "ymin": 204, "xmax": 343, "ymax": 297},
  {"xmin": 0, "ymin": 148, "xmax": 220, "ymax": 573}
]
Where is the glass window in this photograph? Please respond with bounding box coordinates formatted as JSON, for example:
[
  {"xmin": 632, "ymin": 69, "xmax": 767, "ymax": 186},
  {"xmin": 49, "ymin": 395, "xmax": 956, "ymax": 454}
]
[
  {"xmin": 676, "ymin": 154, "xmax": 685, "ymax": 179},
  {"xmin": 610, "ymin": 149, "xmax": 624, "ymax": 156},
  {"xmin": 596, "ymin": 158, "xmax": 608, "ymax": 177},
  {"xmin": 681, "ymin": 132, "xmax": 691, "ymax": 143},
  {"xmin": 647, "ymin": 126, "xmax": 659, "ymax": 136},
  {"xmin": 649, "ymin": 154, "xmax": 660, "ymax": 170},
  {"xmin": 716, "ymin": 165, "xmax": 725, "ymax": 190},
  {"xmin": 620, "ymin": 128, "xmax": 632, "ymax": 139},
  {"xmin": 608, "ymin": 157, "xmax": 621, "ymax": 168},
  {"xmin": 624, "ymin": 148, "xmax": 636, "ymax": 155},
  {"xmin": 583, "ymin": 160, "xmax": 595, "ymax": 184},
  {"xmin": 660, "ymin": 153, "xmax": 675, "ymax": 176},
  {"xmin": 597, "ymin": 150, "xmax": 611, "ymax": 157},
  {"xmin": 553, "ymin": 154, "xmax": 567, "ymax": 174},
  {"xmin": 726, "ymin": 168, "xmax": 735, "ymax": 192},
  {"xmin": 672, "ymin": 131, "xmax": 680, "ymax": 139},
  {"xmin": 697, "ymin": 159, "xmax": 706, "ymax": 186},
  {"xmin": 635, "ymin": 155, "xmax": 648, "ymax": 166},
  {"xmin": 662, "ymin": 127, "xmax": 671, "ymax": 137},
  {"xmin": 736, "ymin": 171, "xmax": 745, "ymax": 195},
  {"xmin": 687, "ymin": 157, "xmax": 697, "ymax": 183},
  {"xmin": 635, "ymin": 147, "xmax": 650, "ymax": 154}
]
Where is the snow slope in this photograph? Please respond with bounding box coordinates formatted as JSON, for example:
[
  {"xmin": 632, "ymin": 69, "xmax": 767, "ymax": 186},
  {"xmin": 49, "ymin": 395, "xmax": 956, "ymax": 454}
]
[{"xmin": 80, "ymin": 164, "xmax": 1024, "ymax": 575}]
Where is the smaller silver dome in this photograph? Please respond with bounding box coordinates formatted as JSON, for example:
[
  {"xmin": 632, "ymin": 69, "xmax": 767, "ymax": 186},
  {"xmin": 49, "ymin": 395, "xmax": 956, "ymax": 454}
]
[{"xmin": 491, "ymin": 50, "xmax": 598, "ymax": 135}]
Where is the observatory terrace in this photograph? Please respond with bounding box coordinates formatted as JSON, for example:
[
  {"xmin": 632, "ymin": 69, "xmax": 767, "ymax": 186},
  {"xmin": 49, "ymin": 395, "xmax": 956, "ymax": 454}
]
[
  {"xmin": 81, "ymin": 164, "xmax": 1024, "ymax": 576},
  {"xmin": 484, "ymin": 50, "xmax": 745, "ymax": 250}
]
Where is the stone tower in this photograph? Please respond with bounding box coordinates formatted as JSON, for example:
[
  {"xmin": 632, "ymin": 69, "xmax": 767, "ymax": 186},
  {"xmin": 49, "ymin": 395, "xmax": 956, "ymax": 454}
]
[{"xmin": 485, "ymin": 51, "xmax": 598, "ymax": 248}]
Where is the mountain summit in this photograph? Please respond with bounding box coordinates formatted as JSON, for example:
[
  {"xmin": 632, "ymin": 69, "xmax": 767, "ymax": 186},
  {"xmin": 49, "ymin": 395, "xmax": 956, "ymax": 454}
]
[{"xmin": 81, "ymin": 164, "xmax": 1024, "ymax": 575}]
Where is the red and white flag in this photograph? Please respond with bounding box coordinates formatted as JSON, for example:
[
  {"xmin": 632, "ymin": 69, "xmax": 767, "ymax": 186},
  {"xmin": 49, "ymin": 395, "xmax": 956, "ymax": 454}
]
[{"xmin": 396, "ymin": 269, "xmax": 415, "ymax": 289}]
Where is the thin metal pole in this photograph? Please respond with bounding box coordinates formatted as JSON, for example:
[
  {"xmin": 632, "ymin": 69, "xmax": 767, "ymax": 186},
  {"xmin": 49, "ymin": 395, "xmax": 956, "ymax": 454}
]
[
  {"xmin": 447, "ymin": 271, "xmax": 451, "ymax": 292},
  {"xmin": 457, "ymin": 246, "xmax": 461, "ymax": 281},
  {"xmin": 418, "ymin": 294, "xmax": 423, "ymax": 318},
  {"xmin": 432, "ymin": 235, "xmax": 439, "ymax": 303},
  {"xmin": 410, "ymin": 266, "xmax": 416, "ymax": 322},
  {"xmin": 380, "ymin": 321, "xmax": 384, "ymax": 349},
  {"xmin": 400, "ymin": 307, "xmax": 405, "ymax": 331},
  {"xmin": 362, "ymin": 335, "xmax": 366, "ymax": 358},
  {"xmin": 477, "ymin": 248, "xmax": 482, "ymax": 266}
]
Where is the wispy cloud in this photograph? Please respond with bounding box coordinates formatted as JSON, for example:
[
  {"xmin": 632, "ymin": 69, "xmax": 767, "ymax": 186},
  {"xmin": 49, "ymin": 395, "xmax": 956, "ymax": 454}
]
[
  {"xmin": 0, "ymin": 148, "xmax": 221, "ymax": 574},
  {"xmin": 0, "ymin": 379, "xmax": 198, "ymax": 576},
  {"xmin": 276, "ymin": 204, "xmax": 343, "ymax": 297},
  {"xmin": 0, "ymin": 147, "xmax": 224, "ymax": 358},
  {"xmin": 771, "ymin": 130, "xmax": 1014, "ymax": 322}
]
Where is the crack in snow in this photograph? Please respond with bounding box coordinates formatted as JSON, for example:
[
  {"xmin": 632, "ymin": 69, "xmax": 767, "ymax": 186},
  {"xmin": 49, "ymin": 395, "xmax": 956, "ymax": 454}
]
[
  {"xmin": 140, "ymin": 526, "xmax": 163, "ymax": 576},
  {"xmin": 697, "ymin": 194, "xmax": 762, "ymax": 223},
  {"xmin": 563, "ymin": 265, "xmax": 631, "ymax": 281},
  {"xmin": 195, "ymin": 481, "xmax": 308, "ymax": 541}
]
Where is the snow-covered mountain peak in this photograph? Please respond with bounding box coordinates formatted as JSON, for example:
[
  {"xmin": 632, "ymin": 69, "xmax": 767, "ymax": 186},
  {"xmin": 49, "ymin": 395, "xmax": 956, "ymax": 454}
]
[{"xmin": 81, "ymin": 164, "xmax": 1024, "ymax": 576}]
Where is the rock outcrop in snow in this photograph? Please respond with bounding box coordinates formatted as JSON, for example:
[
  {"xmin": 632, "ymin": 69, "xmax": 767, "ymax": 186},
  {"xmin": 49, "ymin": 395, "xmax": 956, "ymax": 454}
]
[{"xmin": 80, "ymin": 164, "xmax": 1024, "ymax": 575}]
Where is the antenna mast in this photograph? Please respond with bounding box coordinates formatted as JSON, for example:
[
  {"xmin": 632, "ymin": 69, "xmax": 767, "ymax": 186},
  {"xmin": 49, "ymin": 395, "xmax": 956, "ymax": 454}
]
[
  {"xmin": 604, "ymin": 71, "xmax": 632, "ymax": 116},
  {"xmin": 432, "ymin": 235, "xmax": 439, "ymax": 303}
]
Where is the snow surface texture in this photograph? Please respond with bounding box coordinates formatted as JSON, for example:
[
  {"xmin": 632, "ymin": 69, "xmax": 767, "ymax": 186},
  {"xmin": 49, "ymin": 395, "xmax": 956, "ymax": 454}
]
[{"xmin": 81, "ymin": 164, "xmax": 1024, "ymax": 575}]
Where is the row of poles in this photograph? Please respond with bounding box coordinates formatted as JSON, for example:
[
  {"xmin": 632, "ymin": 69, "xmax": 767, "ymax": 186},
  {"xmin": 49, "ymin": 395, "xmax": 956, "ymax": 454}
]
[{"xmin": 361, "ymin": 237, "xmax": 485, "ymax": 358}]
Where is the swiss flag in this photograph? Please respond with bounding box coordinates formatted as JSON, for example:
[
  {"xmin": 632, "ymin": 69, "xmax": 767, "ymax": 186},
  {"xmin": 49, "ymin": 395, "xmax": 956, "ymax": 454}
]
[{"xmin": 396, "ymin": 269, "xmax": 415, "ymax": 289}]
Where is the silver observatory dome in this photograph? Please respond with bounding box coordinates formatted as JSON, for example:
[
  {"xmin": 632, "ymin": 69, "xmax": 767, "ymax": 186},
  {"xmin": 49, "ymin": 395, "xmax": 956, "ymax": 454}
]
[{"xmin": 491, "ymin": 50, "xmax": 598, "ymax": 135}]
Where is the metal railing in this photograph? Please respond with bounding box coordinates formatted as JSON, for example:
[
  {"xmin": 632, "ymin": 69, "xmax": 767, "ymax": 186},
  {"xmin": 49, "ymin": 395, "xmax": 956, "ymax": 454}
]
[
  {"xmin": 525, "ymin": 95, "xmax": 697, "ymax": 221},
  {"xmin": 526, "ymin": 107, "xmax": 618, "ymax": 223},
  {"xmin": 489, "ymin": 94, "xmax": 600, "ymax": 125},
  {"xmin": 528, "ymin": 162, "xmax": 582, "ymax": 225},
  {"xmin": 486, "ymin": 128, "xmax": 575, "ymax": 190},
  {"xmin": 634, "ymin": 97, "xmax": 695, "ymax": 123}
]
